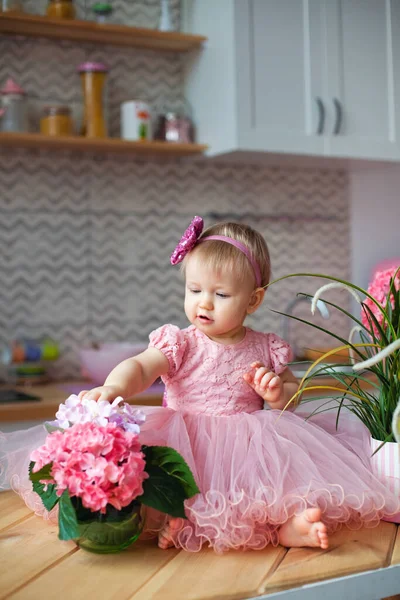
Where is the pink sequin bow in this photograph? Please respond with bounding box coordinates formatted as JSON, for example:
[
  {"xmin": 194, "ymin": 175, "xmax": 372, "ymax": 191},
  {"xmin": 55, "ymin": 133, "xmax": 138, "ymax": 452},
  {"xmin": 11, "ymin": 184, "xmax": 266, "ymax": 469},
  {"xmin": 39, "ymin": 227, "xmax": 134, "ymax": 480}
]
[{"xmin": 170, "ymin": 216, "xmax": 204, "ymax": 265}]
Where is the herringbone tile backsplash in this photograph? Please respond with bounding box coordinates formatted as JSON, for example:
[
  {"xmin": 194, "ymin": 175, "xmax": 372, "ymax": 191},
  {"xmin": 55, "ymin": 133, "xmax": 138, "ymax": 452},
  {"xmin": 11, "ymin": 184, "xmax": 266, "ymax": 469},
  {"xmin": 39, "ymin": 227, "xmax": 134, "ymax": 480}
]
[{"xmin": 0, "ymin": 1, "xmax": 351, "ymax": 380}]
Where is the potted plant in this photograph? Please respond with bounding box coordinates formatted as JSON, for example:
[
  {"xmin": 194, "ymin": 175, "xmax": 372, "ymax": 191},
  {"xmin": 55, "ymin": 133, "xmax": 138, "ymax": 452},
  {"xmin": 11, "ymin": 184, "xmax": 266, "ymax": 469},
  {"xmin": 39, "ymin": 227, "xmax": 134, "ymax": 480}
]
[
  {"xmin": 270, "ymin": 265, "xmax": 400, "ymax": 520},
  {"xmin": 29, "ymin": 395, "xmax": 199, "ymax": 553}
]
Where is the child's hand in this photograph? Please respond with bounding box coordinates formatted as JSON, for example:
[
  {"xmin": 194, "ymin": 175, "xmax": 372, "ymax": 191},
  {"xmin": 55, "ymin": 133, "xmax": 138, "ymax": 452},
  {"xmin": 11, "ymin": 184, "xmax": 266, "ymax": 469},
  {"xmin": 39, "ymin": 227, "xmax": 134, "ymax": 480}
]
[
  {"xmin": 78, "ymin": 385, "xmax": 124, "ymax": 403},
  {"xmin": 243, "ymin": 361, "xmax": 283, "ymax": 407}
]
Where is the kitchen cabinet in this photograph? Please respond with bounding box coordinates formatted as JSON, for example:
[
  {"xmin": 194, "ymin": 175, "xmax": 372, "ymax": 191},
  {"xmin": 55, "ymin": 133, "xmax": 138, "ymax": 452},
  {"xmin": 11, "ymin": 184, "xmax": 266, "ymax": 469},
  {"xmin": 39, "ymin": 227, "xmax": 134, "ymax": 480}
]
[
  {"xmin": 324, "ymin": 0, "xmax": 398, "ymax": 160},
  {"xmin": 183, "ymin": 0, "xmax": 399, "ymax": 162}
]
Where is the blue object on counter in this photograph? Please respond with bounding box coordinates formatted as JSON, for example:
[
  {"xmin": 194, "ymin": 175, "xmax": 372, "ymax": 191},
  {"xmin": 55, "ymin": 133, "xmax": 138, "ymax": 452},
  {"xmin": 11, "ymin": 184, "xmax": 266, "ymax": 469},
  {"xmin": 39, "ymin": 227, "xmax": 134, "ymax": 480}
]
[
  {"xmin": 23, "ymin": 342, "xmax": 42, "ymax": 362},
  {"xmin": 0, "ymin": 338, "xmax": 60, "ymax": 364}
]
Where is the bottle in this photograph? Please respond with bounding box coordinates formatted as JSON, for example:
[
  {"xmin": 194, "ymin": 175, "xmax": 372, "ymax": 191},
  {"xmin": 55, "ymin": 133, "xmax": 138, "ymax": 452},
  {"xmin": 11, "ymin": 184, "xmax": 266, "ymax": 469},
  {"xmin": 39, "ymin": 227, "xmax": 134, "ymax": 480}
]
[{"xmin": 78, "ymin": 62, "xmax": 109, "ymax": 138}]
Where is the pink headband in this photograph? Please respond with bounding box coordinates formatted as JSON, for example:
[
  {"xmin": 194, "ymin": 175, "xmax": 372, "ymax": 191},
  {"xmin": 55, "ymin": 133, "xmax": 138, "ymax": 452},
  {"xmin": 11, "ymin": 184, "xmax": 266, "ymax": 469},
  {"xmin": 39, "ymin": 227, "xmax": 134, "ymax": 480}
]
[{"xmin": 170, "ymin": 216, "xmax": 262, "ymax": 287}]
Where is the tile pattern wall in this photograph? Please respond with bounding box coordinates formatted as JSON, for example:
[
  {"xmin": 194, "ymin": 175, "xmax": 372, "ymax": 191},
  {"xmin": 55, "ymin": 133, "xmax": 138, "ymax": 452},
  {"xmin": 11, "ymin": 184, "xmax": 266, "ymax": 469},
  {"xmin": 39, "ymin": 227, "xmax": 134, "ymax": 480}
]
[{"xmin": 0, "ymin": 2, "xmax": 351, "ymax": 380}]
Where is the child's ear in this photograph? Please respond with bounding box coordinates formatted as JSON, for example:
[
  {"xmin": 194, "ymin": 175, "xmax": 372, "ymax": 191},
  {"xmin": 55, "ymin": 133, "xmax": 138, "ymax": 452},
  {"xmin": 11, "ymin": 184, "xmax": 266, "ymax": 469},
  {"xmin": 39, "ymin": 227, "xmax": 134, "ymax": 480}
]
[{"xmin": 247, "ymin": 288, "xmax": 265, "ymax": 314}]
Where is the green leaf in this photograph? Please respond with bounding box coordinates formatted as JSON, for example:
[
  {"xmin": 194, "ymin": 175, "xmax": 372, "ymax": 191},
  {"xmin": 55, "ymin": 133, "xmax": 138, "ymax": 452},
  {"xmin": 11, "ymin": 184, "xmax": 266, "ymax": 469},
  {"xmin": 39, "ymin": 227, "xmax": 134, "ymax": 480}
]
[
  {"xmin": 28, "ymin": 461, "xmax": 59, "ymax": 511},
  {"xmin": 138, "ymin": 464, "xmax": 188, "ymax": 518},
  {"xmin": 29, "ymin": 461, "xmax": 52, "ymax": 483},
  {"xmin": 58, "ymin": 491, "xmax": 79, "ymax": 541},
  {"xmin": 44, "ymin": 422, "xmax": 64, "ymax": 434},
  {"xmin": 142, "ymin": 446, "xmax": 199, "ymax": 499}
]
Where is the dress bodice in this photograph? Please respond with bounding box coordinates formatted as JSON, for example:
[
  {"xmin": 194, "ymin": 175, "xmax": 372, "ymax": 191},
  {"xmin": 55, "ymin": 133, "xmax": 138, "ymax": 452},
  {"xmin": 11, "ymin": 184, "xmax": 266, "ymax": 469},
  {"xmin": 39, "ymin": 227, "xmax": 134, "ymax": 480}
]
[{"xmin": 149, "ymin": 325, "xmax": 292, "ymax": 416}]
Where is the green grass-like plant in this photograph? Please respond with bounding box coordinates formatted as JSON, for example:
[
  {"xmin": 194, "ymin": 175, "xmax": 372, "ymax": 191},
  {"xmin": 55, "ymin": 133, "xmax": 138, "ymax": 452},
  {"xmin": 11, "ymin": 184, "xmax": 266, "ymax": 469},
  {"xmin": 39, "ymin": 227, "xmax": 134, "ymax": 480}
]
[{"xmin": 268, "ymin": 268, "xmax": 400, "ymax": 443}]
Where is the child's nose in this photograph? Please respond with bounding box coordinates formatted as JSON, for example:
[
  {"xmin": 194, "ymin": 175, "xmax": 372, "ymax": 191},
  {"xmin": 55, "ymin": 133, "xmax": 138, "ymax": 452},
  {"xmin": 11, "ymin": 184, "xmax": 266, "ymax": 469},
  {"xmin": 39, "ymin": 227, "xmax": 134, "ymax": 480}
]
[{"xmin": 200, "ymin": 293, "xmax": 213, "ymax": 310}]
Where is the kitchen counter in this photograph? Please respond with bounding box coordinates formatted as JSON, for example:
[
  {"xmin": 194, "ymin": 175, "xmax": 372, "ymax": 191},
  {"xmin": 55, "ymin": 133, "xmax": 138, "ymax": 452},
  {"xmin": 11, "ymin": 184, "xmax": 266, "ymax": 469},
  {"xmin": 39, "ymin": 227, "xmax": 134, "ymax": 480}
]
[
  {"xmin": 0, "ymin": 372, "xmax": 375, "ymax": 424},
  {"xmin": 1, "ymin": 490, "xmax": 399, "ymax": 600},
  {"xmin": 0, "ymin": 381, "xmax": 164, "ymax": 423}
]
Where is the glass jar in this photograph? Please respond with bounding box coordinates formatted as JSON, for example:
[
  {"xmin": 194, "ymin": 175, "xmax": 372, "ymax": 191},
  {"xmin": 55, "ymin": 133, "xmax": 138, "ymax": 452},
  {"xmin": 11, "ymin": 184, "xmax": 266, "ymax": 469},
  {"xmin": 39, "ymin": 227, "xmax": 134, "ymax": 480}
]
[
  {"xmin": 1, "ymin": 0, "xmax": 23, "ymax": 12},
  {"xmin": 40, "ymin": 105, "xmax": 73, "ymax": 136},
  {"xmin": 73, "ymin": 499, "xmax": 143, "ymax": 554},
  {"xmin": 46, "ymin": 0, "xmax": 75, "ymax": 19},
  {"xmin": 154, "ymin": 112, "xmax": 195, "ymax": 143},
  {"xmin": 92, "ymin": 2, "xmax": 113, "ymax": 24},
  {"xmin": 78, "ymin": 62, "xmax": 109, "ymax": 138},
  {"xmin": 0, "ymin": 77, "xmax": 28, "ymax": 133}
]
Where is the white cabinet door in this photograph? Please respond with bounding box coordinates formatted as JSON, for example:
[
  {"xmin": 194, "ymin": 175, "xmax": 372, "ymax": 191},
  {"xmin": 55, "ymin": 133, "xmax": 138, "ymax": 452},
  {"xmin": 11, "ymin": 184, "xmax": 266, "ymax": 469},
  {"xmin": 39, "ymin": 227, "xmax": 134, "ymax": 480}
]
[
  {"xmin": 236, "ymin": 0, "xmax": 326, "ymax": 156},
  {"xmin": 392, "ymin": 0, "xmax": 400, "ymax": 154},
  {"xmin": 324, "ymin": 0, "xmax": 398, "ymax": 160}
]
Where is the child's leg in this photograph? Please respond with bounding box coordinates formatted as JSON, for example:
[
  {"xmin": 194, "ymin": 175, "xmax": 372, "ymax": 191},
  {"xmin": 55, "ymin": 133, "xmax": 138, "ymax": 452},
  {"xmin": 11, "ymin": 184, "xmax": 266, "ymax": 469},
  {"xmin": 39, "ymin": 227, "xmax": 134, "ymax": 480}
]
[
  {"xmin": 158, "ymin": 517, "xmax": 184, "ymax": 549},
  {"xmin": 278, "ymin": 508, "xmax": 329, "ymax": 549}
]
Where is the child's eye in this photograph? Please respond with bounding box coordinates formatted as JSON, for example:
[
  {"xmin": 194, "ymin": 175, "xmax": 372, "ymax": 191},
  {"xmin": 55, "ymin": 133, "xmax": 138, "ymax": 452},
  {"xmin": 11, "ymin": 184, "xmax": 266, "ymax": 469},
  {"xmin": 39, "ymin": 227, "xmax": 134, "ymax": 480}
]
[
  {"xmin": 217, "ymin": 293, "xmax": 230, "ymax": 298},
  {"xmin": 190, "ymin": 289, "xmax": 200, "ymax": 294}
]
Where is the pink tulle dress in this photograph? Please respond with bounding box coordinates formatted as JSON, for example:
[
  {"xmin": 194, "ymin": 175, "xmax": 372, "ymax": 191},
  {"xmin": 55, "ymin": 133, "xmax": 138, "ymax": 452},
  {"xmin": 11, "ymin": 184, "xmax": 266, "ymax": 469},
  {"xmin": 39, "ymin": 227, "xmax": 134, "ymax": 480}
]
[
  {"xmin": 1, "ymin": 324, "xmax": 399, "ymax": 554},
  {"xmin": 138, "ymin": 325, "xmax": 399, "ymax": 552}
]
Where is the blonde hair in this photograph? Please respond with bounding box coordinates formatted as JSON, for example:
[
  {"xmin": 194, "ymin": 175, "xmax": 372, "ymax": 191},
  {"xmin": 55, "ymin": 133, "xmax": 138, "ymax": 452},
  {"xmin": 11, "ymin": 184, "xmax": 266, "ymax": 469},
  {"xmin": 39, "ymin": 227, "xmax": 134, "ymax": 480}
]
[{"xmin": 182, "ymin": 222, "xmax": 271, "ymax": 288}]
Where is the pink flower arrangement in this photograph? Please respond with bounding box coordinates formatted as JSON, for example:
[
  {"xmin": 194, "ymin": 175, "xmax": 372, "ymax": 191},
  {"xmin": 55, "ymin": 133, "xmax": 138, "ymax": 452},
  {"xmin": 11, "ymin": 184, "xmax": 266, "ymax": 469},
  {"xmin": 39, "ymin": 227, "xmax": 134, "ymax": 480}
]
[
  {"xmin": 28, "ymin": 395, "xmax": 199, "ymax": 548},
  {"xmin": 362, "ymin": 266, "xmax": 400, "ymax": 333},
  {"xmin": 30, "ymin": 421, "xmax": 148, "ymax": 513}
]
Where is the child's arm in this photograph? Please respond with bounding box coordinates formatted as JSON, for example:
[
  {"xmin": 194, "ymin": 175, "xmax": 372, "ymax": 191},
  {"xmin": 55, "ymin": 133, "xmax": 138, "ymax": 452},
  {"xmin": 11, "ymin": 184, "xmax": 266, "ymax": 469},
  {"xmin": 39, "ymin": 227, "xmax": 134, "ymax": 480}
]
[
  {"xmin": 79, "ymin": 347, "xmax": 169, "ymax": 403},
  {"xmin": 243, "ymin": 361, "xmax": 299, "ymax": 411}
]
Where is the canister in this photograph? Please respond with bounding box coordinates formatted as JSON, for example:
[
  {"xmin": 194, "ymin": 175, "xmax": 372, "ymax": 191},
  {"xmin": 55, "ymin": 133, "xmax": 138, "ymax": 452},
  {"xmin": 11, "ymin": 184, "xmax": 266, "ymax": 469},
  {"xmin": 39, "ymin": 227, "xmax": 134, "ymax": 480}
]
[
  {"xmin": 78, "ymin": 62, "xmax": 109, "ymax": 138},
  {"xmin": 47, "ymin": 0, "xmax": 75, "ymax": 19},
  {"xmin": 92, "ymin": 2, "xmax": 113, "ymax": 24},
  {"xmin": 1, "ymin": 0, "xmax": 23, "ymax": 11},
  {"xmin": 121, "ymin": 100, "xmax": 151, "ymax": 141},
  {"xmin": 0, "ymin": 77, "xmax": 28, "ymax": 133},
  {"xmin": 40, "ymin": 105, "xmax": 73, "ymax": 136}
]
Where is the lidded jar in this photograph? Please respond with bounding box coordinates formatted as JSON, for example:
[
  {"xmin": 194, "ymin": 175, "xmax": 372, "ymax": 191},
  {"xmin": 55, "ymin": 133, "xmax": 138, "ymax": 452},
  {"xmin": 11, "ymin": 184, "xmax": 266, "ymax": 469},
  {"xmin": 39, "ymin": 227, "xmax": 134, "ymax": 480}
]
[
  {"xmin": 0, "ymin": 77, "xmax": 28, "ymax": 133},
  {"xmin": 1, "ymin": 0, "xmax": 23, "ymax": 12},
  {"xmin": 78, "ymin": 62, "xmax": 109, "ymax": 138},
  {"xmin": 46, "ymin": 0, "xmax": 75, "ymax": 19},
  {"xmin": 40, "ymin": 105, "xmax": 73, "ymax": 136},
  {"xmin": 92, "ymin": 2, "xmax": 113, "ymax": 24}
]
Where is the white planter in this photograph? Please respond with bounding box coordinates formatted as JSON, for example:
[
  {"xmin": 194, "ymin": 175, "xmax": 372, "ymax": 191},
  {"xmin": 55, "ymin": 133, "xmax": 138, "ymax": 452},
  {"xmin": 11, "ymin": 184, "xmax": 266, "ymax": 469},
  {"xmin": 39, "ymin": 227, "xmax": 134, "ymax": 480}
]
[{"xmin": 370, "ymin": 438, "xmax": 400, "ymax": 523}]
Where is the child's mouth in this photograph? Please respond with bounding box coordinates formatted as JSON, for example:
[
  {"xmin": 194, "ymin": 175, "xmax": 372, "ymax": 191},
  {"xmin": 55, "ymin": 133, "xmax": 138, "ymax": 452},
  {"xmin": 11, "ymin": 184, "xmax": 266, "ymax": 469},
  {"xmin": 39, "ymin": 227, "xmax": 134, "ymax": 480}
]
[{"xmin": 198, "ymin": 315, "xmax": 213, "ymax": 323}]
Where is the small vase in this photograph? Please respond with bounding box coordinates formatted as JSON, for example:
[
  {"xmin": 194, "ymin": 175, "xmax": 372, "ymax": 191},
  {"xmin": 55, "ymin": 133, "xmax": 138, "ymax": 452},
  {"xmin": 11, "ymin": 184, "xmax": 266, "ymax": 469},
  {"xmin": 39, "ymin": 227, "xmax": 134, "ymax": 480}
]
[
  {"xmin": 370, "ymin": 437, "xmax": 400, "ymax": 524},
  {"xmin": 73, "ymin": 498, "xmax": 143, "ymax": 553}
]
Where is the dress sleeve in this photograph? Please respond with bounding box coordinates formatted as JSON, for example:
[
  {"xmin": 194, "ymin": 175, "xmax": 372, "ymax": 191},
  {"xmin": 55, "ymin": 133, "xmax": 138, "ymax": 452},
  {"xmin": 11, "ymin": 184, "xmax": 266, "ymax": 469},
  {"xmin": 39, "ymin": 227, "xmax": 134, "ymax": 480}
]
[
  {"xmin": 267, "ymin": 333, "xmax": 293, "ymax": 375},
  {"xmin": 148, "ymin": 324, "xmax": 187, "ymax": 377}
]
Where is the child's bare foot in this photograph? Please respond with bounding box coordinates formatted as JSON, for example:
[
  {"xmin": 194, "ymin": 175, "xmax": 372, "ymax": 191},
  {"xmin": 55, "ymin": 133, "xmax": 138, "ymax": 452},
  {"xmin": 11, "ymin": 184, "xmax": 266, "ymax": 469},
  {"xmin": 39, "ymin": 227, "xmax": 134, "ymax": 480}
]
[
  {"xmin": 158, "ymin": 517, "xmax": 183, "ymax": 549},
  {"xmin": 278, "ymin": 508, "xmax": 329, "ymax": 549}
]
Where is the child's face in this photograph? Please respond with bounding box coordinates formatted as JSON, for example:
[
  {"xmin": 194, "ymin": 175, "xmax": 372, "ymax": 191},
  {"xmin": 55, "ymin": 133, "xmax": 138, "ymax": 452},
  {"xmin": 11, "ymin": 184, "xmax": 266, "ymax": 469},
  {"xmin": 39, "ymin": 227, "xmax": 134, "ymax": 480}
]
[{"xmin": 184, "ymin": 251, "xmax": 256, "ymax": 343}]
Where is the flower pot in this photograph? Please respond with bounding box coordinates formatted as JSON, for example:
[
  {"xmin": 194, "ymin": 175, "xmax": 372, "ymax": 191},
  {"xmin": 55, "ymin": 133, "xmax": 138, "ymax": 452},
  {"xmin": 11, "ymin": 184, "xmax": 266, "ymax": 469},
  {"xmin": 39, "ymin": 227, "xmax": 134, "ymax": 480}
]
[
  {"xmin": 370, "ymin": 438, "xmax": 400, "ymax": 523},
  {"xmin": 73, "ymin": 498, "xmax": 143, "ymax": 553}
]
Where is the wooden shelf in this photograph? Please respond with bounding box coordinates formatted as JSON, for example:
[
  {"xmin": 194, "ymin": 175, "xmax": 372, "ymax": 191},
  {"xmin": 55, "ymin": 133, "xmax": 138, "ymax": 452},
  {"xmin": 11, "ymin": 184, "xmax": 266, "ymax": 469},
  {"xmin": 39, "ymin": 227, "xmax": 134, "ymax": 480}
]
[
  {"xmin": 0, "ymin": 12, "xmax": 206, "ymax": 52},
  {"xmin": 0, "ymin": 132, "xmax": 208, "ymax": 157}
]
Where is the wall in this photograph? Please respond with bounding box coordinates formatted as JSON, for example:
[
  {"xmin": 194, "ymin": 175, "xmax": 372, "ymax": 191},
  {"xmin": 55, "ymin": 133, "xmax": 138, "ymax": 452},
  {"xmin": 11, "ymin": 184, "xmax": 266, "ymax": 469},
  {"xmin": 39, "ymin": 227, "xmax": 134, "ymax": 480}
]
[
  {"xmin": 350, "ymin": 166, "xmax": 400, "ymax": 290},
  {"xmin": 0, "ymin": 1, "xmax": 352, "ymax": 379}
]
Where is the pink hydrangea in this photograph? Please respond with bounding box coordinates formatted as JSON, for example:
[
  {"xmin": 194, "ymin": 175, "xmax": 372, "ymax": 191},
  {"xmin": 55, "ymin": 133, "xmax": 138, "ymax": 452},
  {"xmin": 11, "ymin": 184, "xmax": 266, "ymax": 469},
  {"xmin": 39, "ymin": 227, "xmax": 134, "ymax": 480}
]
[
  {"xmin": 30, "ymin": 422, "xmax": 148, "ymax": 513},
  {"xmin": 50, "ymin": 394, "xmax": 146, "ymax": 433},
  {"xmin": 362, "ymin": 266, "xmax": 400, "ymax": 333}
]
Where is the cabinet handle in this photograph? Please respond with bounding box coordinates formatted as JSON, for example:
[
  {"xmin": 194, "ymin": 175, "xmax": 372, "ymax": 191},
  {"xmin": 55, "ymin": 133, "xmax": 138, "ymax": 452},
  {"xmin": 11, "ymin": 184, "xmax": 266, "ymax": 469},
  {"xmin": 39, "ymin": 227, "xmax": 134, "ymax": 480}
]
[
  {"xmin": 333, "ymin": 98, "xmax": 343, "ymax": 135},
  {"xmin": 315, "ymin": 97, "xmax": 325, "ymax": 134}
]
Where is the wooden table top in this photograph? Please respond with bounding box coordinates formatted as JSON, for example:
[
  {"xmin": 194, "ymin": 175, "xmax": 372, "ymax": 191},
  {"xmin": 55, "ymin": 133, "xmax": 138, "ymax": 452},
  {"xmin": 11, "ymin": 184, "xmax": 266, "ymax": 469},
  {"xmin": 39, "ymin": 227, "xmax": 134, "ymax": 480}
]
[{"xmin": 1, "ymin": 491, "xmax": 399, "ymax": 600}]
